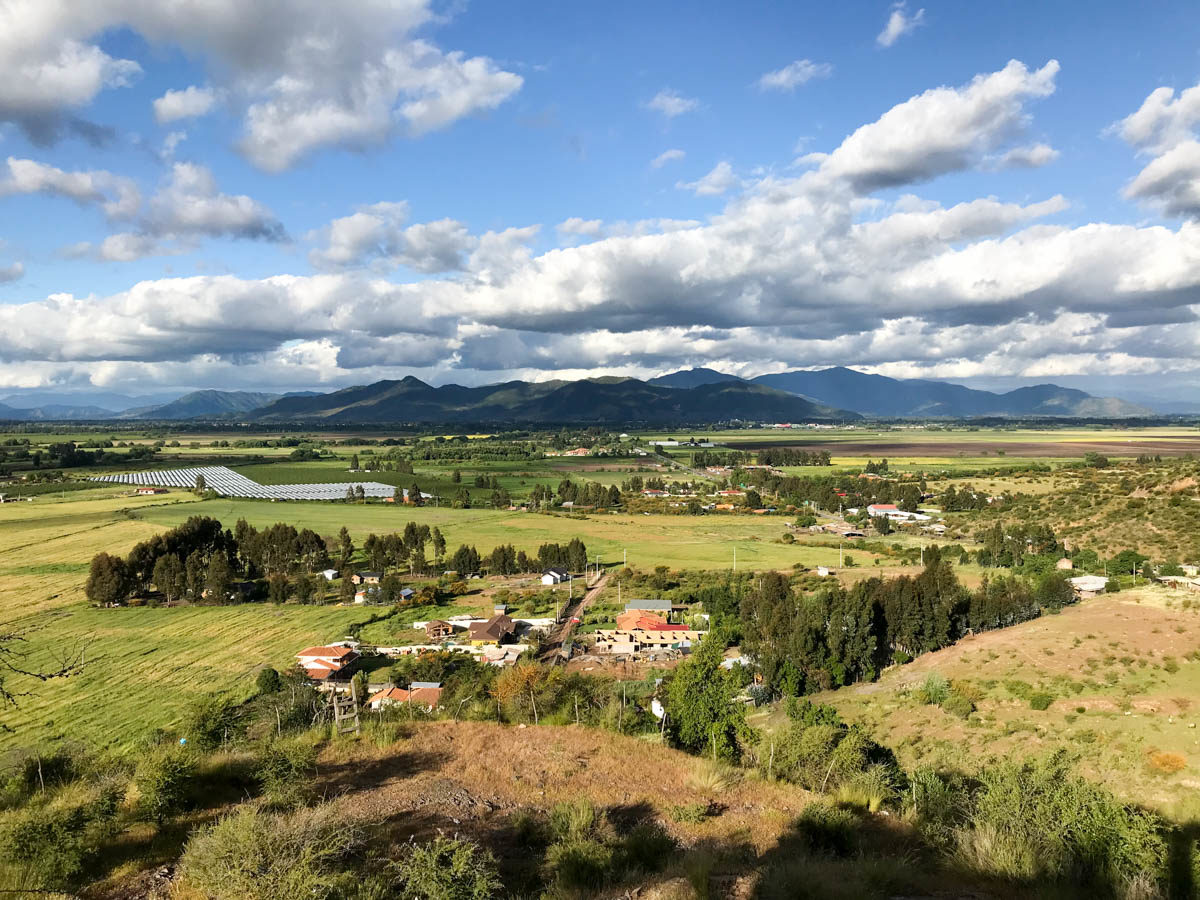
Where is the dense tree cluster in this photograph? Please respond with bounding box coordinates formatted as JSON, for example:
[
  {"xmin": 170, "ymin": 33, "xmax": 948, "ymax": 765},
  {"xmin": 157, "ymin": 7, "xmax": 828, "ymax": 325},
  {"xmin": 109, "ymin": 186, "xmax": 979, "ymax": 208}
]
[
  {"xmin": 755, "ymin": 448, "xmax": 832, "ymax": 467},
  {"xmin": 739, "ymin": 549, "xmax": 1077, "ymax": 696},
  {"xmin": 555, "ymin": 478, "xmax": 620, "ymax": 507}
]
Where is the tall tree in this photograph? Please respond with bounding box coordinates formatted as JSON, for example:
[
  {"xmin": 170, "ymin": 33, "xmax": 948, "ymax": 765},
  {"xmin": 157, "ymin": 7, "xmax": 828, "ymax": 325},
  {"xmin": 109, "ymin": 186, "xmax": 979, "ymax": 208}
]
[{"xmin": 85, "ymin": 552, "xmax": 131, "ymax": 605}]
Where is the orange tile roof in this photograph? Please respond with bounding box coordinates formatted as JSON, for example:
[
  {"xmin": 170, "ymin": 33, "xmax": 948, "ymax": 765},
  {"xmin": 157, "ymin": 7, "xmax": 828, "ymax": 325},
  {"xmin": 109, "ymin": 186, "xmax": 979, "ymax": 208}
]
[{"xmin": 297, "ymin": 645, "xmax": 356, "ymax": 658}]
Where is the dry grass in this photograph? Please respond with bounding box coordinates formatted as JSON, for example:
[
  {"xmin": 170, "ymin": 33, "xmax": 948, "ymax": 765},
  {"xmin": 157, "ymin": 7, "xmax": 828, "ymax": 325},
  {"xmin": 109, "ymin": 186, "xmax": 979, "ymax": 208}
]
[
  {"xmin": 1147, "ymin": 751, "xmax": 1187, "ymax": 775},
  {"xmin": 318, "ymin": 720, "xmax": 810, "ymax": 853}
]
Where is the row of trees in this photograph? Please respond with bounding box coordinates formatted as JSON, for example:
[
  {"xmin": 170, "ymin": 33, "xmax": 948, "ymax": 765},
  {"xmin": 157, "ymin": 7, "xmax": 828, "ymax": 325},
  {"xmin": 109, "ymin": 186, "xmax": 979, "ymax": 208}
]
[
  {"xmin": 755, "ymin": 448, "xmax": 833, "ymax": 467},
  {"xmin": 738, "ymin": 547, "xmax": 1077, "ymax": 695}
]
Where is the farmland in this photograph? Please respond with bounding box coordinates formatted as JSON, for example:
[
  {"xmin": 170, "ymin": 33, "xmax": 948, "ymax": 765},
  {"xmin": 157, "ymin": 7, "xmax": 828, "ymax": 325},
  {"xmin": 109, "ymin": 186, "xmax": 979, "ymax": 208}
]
[
  {"xmin": 1, "ymin": 427, "xmax": 1199, "ymax": 764},
  {"xmin": 5, "ymin": 424, "xmax": 1200, "ymax": 897}
]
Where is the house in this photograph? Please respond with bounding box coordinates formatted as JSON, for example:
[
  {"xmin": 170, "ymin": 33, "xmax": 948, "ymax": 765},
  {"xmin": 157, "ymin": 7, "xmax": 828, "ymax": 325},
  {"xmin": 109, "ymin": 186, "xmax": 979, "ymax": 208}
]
[
  {"xmin": 641, "ymin": 489, "xmax": 668, "ymax": 497},
  {"xmin": 1068, "ymin": 575, "xmax": 1108, "ymax": 598},
  {"xmin": 593, "ymin": 624, "xmax": 703, "ymax": 654},
  {"xmin": 296, "ymin": 645, "xmax": 360, "ymax": 682},
  {"xmin": 616, "ymin": 610, "xmax": 672, "ymax": 631},
  {"xmin": 320, "ymin": 568, "xmax": 339, "ymax": 581},
  {"xmin": 354, "ymin": 586, "xmax": 382, "ymax": 604},
  {"xmin": 469, "ymin": 613, "xmax": 516, "ymax": 645},
  {"xmin": 866, "ymin": 504, "xmax": 898, "ymax": 516},
  {"xmin": 367, "ymin": 681, "xmax": 443, "ymax": 711},
  {"xmin": 425, "ymin": 620, "xmax": 456, "ymax": 641},
  {"xmin": 399, "ymin": 587, "xmax": 415, "ymax": 602},
  {"xmin": 563, "ymin": 447, "xmax": 591, "ymax": 457},
  {"xmin": 816, "ymin": 566, "xmax": 834, "ymax": 577},
  {"xmin": 716, "ymin": 490, "xmax": 744, "ymax": 497},
  {"xmin": 352, "ymin": 572, "xmax": 382, "ymax": 585},
  {"xmin": 135, "ymin": 486, "xmax": 168, "ymax": 495},
  {"xmin": 1055, "ymin": 558, "xmax": 1074, "ymax": 571},
  {"xmin": 541, "ymin": 567, "xmax": 570, "ymax": 585}
]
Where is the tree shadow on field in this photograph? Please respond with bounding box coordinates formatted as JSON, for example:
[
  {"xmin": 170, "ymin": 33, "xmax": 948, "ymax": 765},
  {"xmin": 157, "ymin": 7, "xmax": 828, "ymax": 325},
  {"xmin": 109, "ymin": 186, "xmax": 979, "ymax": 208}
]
[
  {"xmin": 1168, "ymin": 820, "xmax": 1200, "ymax": 900},
  {"xmin": 316, "ymin": 747, "xmax": 447, "ymax": 797}
]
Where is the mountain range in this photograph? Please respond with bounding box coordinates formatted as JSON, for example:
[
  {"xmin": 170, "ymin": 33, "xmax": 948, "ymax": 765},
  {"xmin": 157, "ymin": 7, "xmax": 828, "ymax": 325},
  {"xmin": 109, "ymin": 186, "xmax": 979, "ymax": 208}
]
[
  {"xmin": 0, "ymin": 368, "xmax": 1160, "ymax": 422},
  {"xmin": 251, "ymin": 376, "xmax": 851, "ymax": 423}
]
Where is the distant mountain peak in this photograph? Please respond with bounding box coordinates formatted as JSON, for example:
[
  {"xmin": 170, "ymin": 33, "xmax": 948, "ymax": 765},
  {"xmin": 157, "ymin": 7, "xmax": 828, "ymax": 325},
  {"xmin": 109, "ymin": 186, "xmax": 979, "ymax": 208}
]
[{"xmin": 647, "ymin": 367, "xmax": 743, "ymax": 389}]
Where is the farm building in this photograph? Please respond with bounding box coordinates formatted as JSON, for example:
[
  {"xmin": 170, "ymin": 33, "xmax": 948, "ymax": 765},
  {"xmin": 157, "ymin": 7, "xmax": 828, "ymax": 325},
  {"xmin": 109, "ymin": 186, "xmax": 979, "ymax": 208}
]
[
  {"xmin": 352, "ymin": 572, "xmax": 382, "ymax": 585},
  {"xmin": 425, "ymin": 620, "xmax": 456, "ymax": 641},
  {"xmin": 541, "ymin": 567, "xmax": 570, "ymax": 585},
  {"xmin": 1068, "ymin": 575, "xmax": 1108, "ymax": 598},
  {"xmin": 135, "ymin": 486, "xmax": 168, "ymax": 495}
]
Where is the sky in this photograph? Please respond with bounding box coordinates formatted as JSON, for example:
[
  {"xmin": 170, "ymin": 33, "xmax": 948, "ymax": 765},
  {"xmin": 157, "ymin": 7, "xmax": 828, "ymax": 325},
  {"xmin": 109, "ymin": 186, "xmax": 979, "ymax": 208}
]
[{"xmin": 2, "ymin": 0, "xmax": 1200, "ymax": 404}]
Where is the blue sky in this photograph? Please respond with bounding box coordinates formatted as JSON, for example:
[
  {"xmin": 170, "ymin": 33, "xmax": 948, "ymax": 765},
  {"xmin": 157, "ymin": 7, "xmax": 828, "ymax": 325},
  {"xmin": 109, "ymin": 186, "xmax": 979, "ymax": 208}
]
[{"xmin": 1, "ymin": 1, "xmax": 1200, "ymax": 403}]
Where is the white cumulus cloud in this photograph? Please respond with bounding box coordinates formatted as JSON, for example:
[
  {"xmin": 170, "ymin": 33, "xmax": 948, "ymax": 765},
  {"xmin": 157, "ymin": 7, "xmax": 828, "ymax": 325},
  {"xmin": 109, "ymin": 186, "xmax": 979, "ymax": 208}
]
[{"xmin": 153, "ymin": 85, "xmax": 217, "ymax": 123}]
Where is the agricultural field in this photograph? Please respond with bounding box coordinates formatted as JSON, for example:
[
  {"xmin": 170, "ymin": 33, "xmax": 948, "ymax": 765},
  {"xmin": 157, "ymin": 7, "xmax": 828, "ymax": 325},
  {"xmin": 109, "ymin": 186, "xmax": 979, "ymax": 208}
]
[{"xmin": 2, "ymin": 425, "xmax": 1200, "ymax": 756}]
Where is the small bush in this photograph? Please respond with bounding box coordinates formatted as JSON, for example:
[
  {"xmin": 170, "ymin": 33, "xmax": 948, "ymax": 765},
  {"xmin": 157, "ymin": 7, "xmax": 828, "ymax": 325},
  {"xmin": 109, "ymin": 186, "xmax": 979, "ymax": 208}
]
[
  {"xmin": 669, "ymin": 802, "xmax": 711, "ymax": 824},
  {"xmin": 1029, "ymin": 692, "xmax": 1054, "ymax": 711},
  {"xmin": 392, "ymin": 836, "xmax": 502, "ymax": 899},
  {"xmin": 792, "ymin": 801, "xmax": 860, "ymax": 857},
  {"xmin": 915, "ymin": 673, "xmax": 949, "ymax": 706},
  {"xmin": 256, "ymin": 738, "xmax": 318, "ymax": 808},
  {"xmin": 135, "ymin": 746, "xmax": 197, "ymax": 824},
  {"xmin": 256, "ymin": 667, "xmax": 283, "ymax": 694},
  {"xmin": 0, "ymin": 781, "xmax": 123, "ymax": 891},
  {"xmin": 178, "ymin": 802, "xmax": 361, "ymax": 900},
  {"xmin": 940, "ymin": 692, "xmax": 976, "ymax": 719},
  {"xmin": 545, "ymin": 838, "xmax": 613, "ymax": 890},
  {"xmin": 619, "ymin": 821, "xmax": 676, "ymax": 873}
]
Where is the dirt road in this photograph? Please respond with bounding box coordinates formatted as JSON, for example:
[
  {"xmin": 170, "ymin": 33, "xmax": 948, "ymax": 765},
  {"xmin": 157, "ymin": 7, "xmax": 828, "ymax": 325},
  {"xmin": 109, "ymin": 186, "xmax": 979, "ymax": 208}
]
[{"xmin": 540, "ymin": 572, "xmax": 607, "ymax": 661}]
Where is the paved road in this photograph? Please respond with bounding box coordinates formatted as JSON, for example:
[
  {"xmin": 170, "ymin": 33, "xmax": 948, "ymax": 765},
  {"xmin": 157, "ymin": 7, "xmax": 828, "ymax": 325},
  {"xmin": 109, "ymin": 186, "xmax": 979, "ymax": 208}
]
[{"xmin": 540, "ymin": 572, "xmax": 608, "ymax": 662}]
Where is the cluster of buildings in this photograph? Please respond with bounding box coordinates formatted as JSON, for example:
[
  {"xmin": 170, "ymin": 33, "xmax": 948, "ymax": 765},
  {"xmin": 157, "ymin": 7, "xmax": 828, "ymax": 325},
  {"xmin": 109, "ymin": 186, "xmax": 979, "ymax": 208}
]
[{"xmin": 592, "ymin": 598, "xmax": 704, "ymax": 658}]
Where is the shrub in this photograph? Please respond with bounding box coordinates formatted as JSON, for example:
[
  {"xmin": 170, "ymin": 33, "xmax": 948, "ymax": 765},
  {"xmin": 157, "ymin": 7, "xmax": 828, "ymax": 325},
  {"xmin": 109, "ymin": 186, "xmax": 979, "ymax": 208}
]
[
  {"xmin": 1106, "ymin": 578, "xmax": 1121, "ymax": 593},
  {"xmin": 1029, "ymin": 692, "xmax": 1053, "ymax": 711},
  {"xmin": 915, "ymin": 673, "xmax": 949, "ymax": 706},
  {"xmin": 670, "ymin": 802, "xmax": 711, "ymax": 824},
  {"xmin": 619, "ymin": 821, "xmax": 676, "ymax": 873},
  {"xmin": 392, "ymin": 836, "xmax": 502, "ymax": 899},
  {"xmin": 953, "ymin": 754, "xmax": 1167, "ymax": 890},
  {"xmin": 545, "ymin": 839, "xmax": 613, "ymax": 890},
  {"xmin": 792, "ymin": 801, "xmax": 860, "ymax": 857},
  {"xmin": 179, "ymin": 802, "xmax": 361, "ymax": 900},
  {"xmin": 0, "ymin": 781, "xmax": 123, "ymax": 891},
  {"xmin": 835, "ymin": 764, "xmax": 898, "ymax": 812},
  {"xmin": 940, "ymin": 692, "xmax": 976, "ymax": 719},
  {"xmin": 784, "ymin": 699, "xmax": 842, "ymax": 728},
  {"xmin": 256, "ymin": 667, "xmax": 283, "ymax": 694},
  {"xmin": 183, "ymin": 694, "xmax": 241, "ymax": 751},
  {"xmin": 256, "ymin": 738, "xmax": 318, "ymax": 808},
  {"xmin": 135, "ymin": 746, "xmax": 197, "ymax": 824}
]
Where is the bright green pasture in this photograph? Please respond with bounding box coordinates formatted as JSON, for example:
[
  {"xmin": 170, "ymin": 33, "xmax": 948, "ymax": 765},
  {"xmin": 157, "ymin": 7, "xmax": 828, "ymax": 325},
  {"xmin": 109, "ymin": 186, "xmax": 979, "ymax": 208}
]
[
  {"xmin": 136, "ymin": 497, "xmax": 855, "ymax": 571},
  {"xmin": 0, "ymin": 603, "xmax": 376, "ymax": 749}
]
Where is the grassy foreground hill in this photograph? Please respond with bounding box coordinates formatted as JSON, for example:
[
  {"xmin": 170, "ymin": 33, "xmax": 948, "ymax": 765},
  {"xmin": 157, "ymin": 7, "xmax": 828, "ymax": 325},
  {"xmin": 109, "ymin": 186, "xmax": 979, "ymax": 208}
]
[{"xmin": 796, "ymin": 585, "xmax": 1200, "ymax": 818}]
